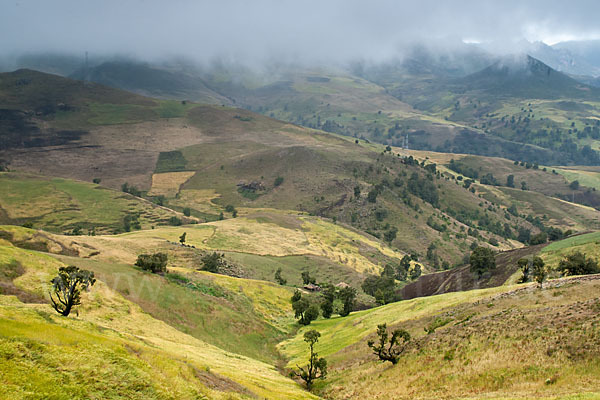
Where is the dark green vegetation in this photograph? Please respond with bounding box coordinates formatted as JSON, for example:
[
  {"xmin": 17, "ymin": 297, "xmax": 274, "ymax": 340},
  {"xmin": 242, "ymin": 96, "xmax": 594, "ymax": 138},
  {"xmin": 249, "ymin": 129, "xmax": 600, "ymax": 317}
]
[
  {"xmin": 135, "ymin": 252, "xmax": 168, "ymax": 273},
  {"xmin": 558, "ymin": 251, "xmax": 599, "ymax": 276},
  {"xmin": 48, "ymin": 265, "xmax": 96, "ymax": 316}
]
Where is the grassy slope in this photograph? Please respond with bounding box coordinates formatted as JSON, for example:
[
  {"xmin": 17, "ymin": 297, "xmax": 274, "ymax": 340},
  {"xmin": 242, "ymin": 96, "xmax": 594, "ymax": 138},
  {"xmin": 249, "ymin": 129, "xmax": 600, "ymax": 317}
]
[
  {"xmin": 541, "ymin": 231, "xmax": 600, "ymax": 269},
  {"xmin": 0, "ymin": 243, "xmax": 316, "ymax": 399},
  {"xmin": 408, "ymin": 150, "xmax": 600, "ymax": 231},
  {"xmin": 0, "ymin": 172, "xmax": 185, "ymax": 234},
  {"xmin": 3, "ymin": 70, "xmax": 600, "ymax": 265},
  {"xmin": 281, "ymin": 276, "xmax": 600, "ymax": 399}
]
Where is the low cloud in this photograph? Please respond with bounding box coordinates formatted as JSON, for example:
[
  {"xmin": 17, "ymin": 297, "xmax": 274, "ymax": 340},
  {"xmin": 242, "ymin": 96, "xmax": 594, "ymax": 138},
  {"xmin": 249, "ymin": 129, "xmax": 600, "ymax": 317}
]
[{"xmin": 1, "ymin": 0, "xmax": 599, "ymax": 64}]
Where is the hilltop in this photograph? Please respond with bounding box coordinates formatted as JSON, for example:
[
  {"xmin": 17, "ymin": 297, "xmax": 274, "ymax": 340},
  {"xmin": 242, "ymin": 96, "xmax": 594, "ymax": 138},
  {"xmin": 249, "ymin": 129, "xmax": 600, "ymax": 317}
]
[{"xmin": 8, "ymin": 51, "xmax": 600, "ymax": 167}]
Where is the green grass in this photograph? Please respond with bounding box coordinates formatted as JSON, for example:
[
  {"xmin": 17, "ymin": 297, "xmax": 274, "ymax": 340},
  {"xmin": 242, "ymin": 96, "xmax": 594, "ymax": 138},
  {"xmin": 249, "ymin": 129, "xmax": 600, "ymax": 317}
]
[
  {"xmin": 281, "ymin": 273, "xmax": 600, "ymax": 399},
  {"xmin": 155, "ymin": 151, "xmax": 188, "ymax": 173},
  {"xmin": 279, "ymin": 285, "xmax": 512, "ymax": 366},
  {"xmin": 555, "ymin": 168, "xmax": 600, "ymax": 191},
  {"xmin": 155, "ymin": 100, "xmax": 195, "ymax": 118},
  {"xmin": 0, "ymin": 172, "xmax": 178, "ymax": 234},
  {"xmin": 541, "ymin": 231, "xmax": 600, "ymax": 268},
  {"xmin": 87, "ymin": 102, "xmax": 157, "ymax": 125},
  {"xmin": 0, "ymin": 243, "xmax": 316, "ymax": 399},
  {"xmin": 57, "ymin": 254, "xmax": 293, "ymax": 365}
]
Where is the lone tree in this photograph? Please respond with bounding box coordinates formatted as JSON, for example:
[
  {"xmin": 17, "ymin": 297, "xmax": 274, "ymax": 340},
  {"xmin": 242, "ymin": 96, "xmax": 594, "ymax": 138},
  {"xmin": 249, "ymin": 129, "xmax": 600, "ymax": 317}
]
[
  {"xmin": 49, "ymin": 266, "xmax": 96, "ymax": 316},
  {"xmin": 518, "ymin": 257, "xmax": 531, "ymax": 283},
  {"xmin": 301, "ymin": 271, "xmax": 316, "ymax": 285},
  {"xmin": 531, "ymin": 257, "xmax": 547, "ymax": 288},
  {"xmin": 179, "ymin": 232, "xmax": 186, "ymax": 245},
  {"xmin": 290, "ymin": 330, "xmax": 327, "ymax": 390},
  {"xmin": 320, "ymin": 284, "xmax": 336, "ymax": 319},
  {"xmin": 367, "ymin": 323, "xmax": 411, "ymax": 365},
  {"xmin": 470, "ymin": 246, "xmax": 496, "ymax": 278}
]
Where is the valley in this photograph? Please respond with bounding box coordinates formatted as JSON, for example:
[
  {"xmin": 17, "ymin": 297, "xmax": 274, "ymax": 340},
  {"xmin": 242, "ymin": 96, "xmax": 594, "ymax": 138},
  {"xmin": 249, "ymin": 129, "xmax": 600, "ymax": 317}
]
[{"xmin": 2, "ymin": 6, "xmax": 600, "ymax": 398}]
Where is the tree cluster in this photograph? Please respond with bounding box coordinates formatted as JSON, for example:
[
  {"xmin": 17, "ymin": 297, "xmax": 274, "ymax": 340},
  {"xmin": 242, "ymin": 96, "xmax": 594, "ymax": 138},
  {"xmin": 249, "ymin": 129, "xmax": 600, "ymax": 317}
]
[{"xmin": 558, "ymin": 252, "xmax": 599, "ymax": 276}]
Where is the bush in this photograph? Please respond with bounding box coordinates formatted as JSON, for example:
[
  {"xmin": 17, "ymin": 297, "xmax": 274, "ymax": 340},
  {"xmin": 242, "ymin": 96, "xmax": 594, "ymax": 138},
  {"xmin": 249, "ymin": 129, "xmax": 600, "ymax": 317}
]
[
  {"xmin": 168, "ymin": 216, "xmax": 182, "ymax": 226},
  {"xmin": 530, "ymin": 232, "xmax": 547, "ymax": 245},
  {"xmin": 201, "ymin": 252, "xmax": 225, "ymax": 273},
  {"xmin": 183, "ymin": 207, "xmax": 191, "ymax": 217},
  {"xmin": 136, "ymin": 253, "xmax": 168, "ymax": 274},
  {"xmin": 274, "ymin": 176, "xmax": 284, "ymax": 187},
  {"xmin": 558, "ymin": 252, "xmax": 599, "ymax": 276},
  {"xmin": 569, "ymin": 180, "xmax": 580, "ymax": 190},
  {"xmin": 274, "ymin": 268, "xmax": 287, "ymax": 285}
]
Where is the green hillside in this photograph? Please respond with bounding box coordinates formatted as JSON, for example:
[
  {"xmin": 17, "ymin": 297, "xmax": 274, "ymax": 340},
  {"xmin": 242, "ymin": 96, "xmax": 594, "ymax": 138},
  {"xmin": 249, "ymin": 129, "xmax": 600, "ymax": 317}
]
[
  {"xmin": 0, "ymin": 242, "xmax": 315, "ymax": 399},
  {"xmin": 2, "ymin": 69, "xmax": 599, "ymax": 267},
  {"xmin": 0, "ymin": 172, "xmax": 188, "ymax": 234},
  {"xmin": 281, "ymin": 275, "xmax": 600, "ymax": 399}
]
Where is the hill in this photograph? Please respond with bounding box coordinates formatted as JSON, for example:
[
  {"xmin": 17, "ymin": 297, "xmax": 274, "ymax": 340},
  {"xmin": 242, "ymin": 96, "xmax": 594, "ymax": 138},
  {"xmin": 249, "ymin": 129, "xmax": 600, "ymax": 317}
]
[
  {"xmin": 460, "ymin": 55, "xmax": 600, "ymax": 100},
  {"xmin": 70, "ymin": 61, "xmax": 231, "ymax": 105},
  {"xmin": 11, "ymin": 53, "xmax": 600, "ymax": 166},
  {"xmin": 281, "ymin": 273, "xmax": 600, "ymax": 399},
  {"xmin": 3, "ymin": 70, "xmax": 600, "ymax": 267},
  {"xmin": 0, "ymin": 172, "xmax": 190, "ymax": 234},
  {"xmin": 0, "ymin": 239, "xmax": 314, "ymax": 399}
]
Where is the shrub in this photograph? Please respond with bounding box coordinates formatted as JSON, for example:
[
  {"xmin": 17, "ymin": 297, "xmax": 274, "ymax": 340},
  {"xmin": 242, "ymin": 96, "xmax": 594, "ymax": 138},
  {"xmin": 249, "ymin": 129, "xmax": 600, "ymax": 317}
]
[
  {"xmin": 558, "ymin": 252, "xmax": 599, "ymax": 276},
  {"xmin": 274, "ymin": 268, "xmax": 287, "ymax": 285},
  {"xmin": 135, "ymin": 253, "xmax": 168, "ymax": 274},
  {"xmin": 168, "ymin": 216, "xmax": 182, "ymax": 226},
  {"xmin": 274, "ymin": 176, "xmax": 284, "ymax": 187},
  {"xmin": 201, "ymin": 252, "xmax": 225, "ymax": 273},
  {"xmin": 183, "ymin": 207, "xmax": 191, "ymax": 217},
  {"xmin": 530, "ymin": 232, "xmax": 547, "ymax": 245}
]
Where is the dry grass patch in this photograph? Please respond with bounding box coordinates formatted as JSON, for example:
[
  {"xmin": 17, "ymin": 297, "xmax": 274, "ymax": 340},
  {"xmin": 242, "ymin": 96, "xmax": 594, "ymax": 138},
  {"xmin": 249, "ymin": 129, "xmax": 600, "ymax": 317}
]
[{"xmin": 147, "ymin": 171, "xmax": 196, "ymax": 197}]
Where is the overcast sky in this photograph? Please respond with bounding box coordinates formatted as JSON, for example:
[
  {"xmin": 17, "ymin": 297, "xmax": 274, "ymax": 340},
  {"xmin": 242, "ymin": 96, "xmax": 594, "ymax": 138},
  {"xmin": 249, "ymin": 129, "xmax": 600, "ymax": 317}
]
[{"xmin": 1, "ymin": 0, "xmax": 599, "ymax": 63}]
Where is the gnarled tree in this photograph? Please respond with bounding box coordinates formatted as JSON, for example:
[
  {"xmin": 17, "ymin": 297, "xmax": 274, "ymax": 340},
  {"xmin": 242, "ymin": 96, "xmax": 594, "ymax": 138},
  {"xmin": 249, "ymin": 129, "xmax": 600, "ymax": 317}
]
[
  {"xmin": 367, "ymin": 323, "xmax": 411, "ymax": 365},
  {"xmin": 49, "ymin": 266, "xmax": 96, "ymax": 316},
  {"xmin": 290, "ymin": 330, "xmax": 327, "ymax": 390}
]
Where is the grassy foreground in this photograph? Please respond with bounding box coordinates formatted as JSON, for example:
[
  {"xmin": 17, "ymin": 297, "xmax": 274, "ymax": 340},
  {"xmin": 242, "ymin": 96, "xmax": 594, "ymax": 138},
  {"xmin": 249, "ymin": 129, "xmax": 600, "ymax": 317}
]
[{"xmin": 0, "ymin": 243, "xmax": 316, "ymax": 399}]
